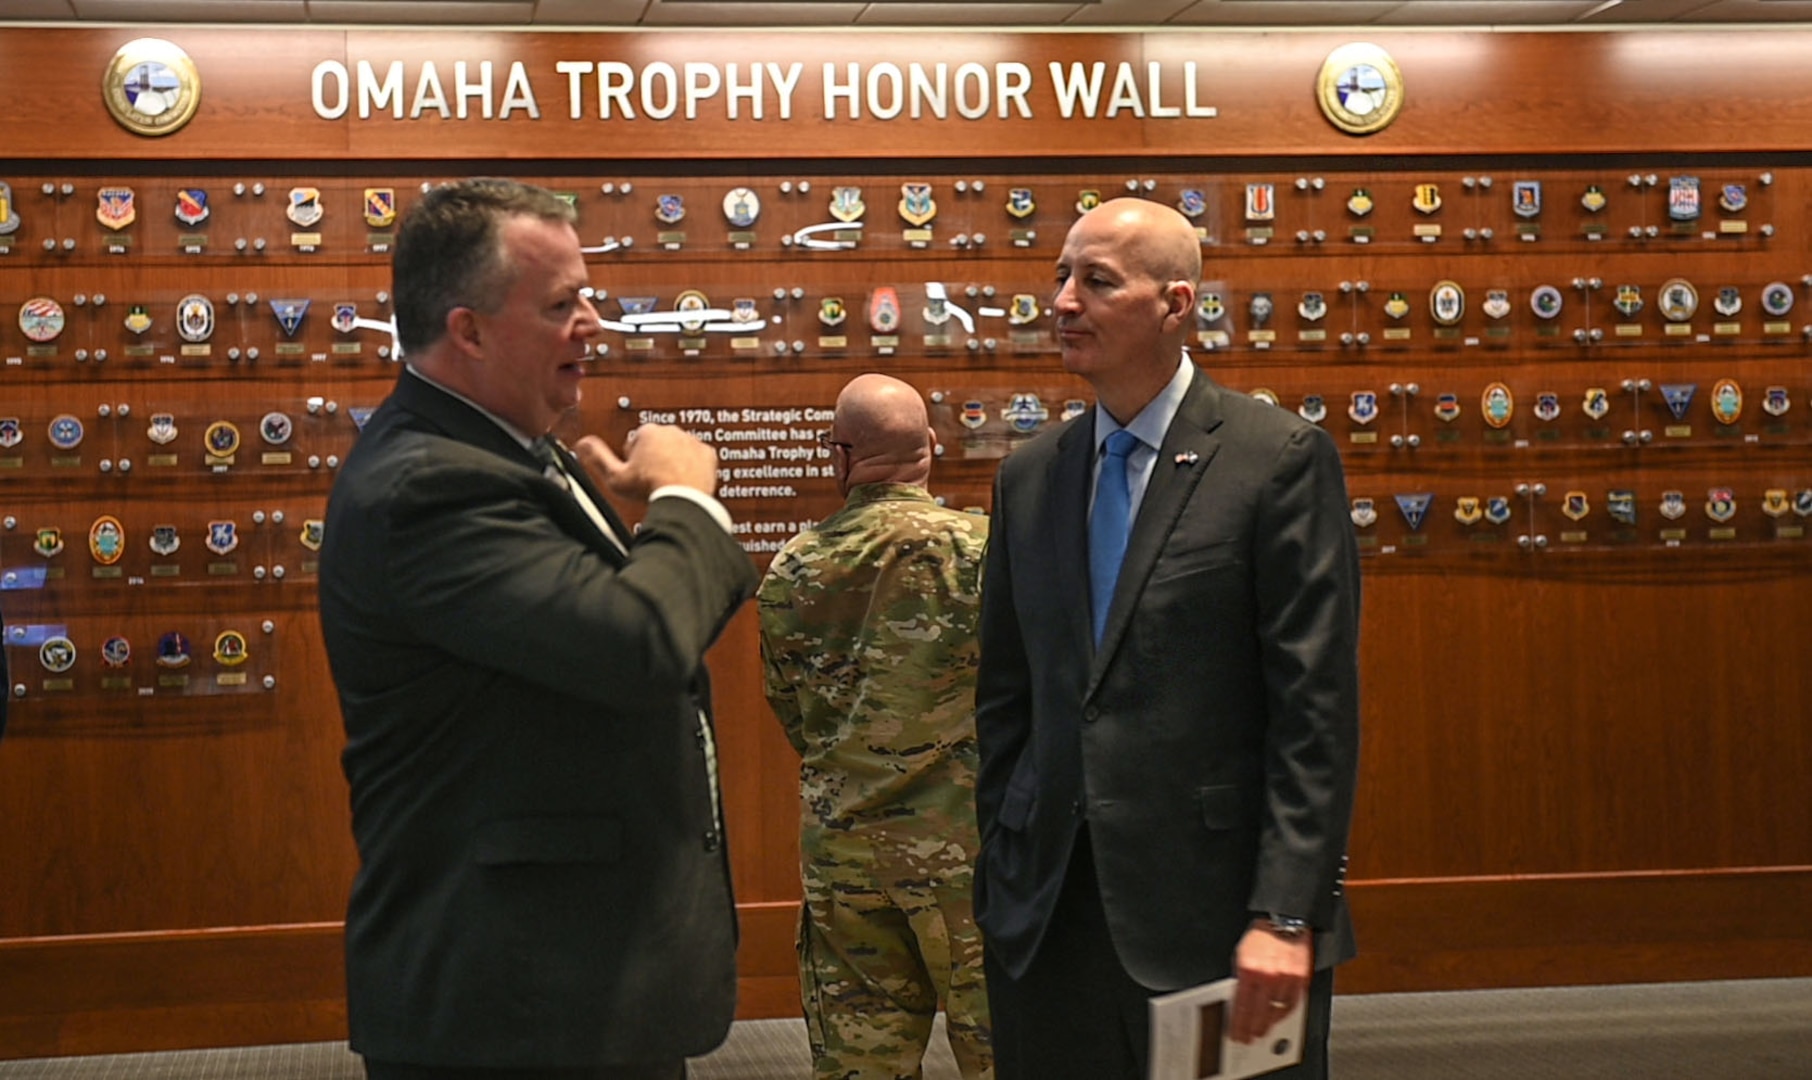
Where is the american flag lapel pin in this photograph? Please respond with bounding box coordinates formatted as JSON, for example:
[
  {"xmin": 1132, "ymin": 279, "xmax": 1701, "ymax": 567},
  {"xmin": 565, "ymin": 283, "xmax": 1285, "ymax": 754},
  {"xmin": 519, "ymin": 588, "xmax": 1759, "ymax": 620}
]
[{"xmin": 1174, "ymin": 450, "xmax": 1199, "ymax": 466}]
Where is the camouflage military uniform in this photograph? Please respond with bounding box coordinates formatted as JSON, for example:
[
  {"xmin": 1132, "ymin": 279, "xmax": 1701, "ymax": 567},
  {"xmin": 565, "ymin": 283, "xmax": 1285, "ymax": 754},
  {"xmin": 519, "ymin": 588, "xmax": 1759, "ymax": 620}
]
[{"xmin": 758, "ymin": 482, "xmax": 993, "ymax": 1080}]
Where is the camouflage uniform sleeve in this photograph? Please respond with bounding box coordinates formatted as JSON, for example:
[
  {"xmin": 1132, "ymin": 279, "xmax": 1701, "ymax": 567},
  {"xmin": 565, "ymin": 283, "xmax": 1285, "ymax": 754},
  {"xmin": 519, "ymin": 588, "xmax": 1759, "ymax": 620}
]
[{"xmin": 756, "ymin": 550, "xmax": 811, "ymax": 757}]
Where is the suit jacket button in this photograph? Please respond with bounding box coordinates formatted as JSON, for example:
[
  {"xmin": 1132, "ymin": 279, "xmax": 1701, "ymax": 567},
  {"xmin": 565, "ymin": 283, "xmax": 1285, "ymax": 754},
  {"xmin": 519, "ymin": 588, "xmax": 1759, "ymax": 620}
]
[
  {"xmin": 1071, "ymin": 799, "xmax": 1086, "ymax": 817},
  {"xmin": 1083, "ymin": 706, "xmax": 1099, "ymax": 723},
  {"xmin": 703, "ymin": 831, "xmax": 720, "ymax": 852}
]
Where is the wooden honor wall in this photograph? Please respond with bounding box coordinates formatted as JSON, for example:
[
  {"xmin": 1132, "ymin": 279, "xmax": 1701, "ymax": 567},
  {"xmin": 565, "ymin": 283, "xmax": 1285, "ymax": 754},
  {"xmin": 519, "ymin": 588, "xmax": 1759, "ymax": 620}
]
[{"xmin": 1, "ymin": 25, "xmax": 1809, "ymax": 1057}]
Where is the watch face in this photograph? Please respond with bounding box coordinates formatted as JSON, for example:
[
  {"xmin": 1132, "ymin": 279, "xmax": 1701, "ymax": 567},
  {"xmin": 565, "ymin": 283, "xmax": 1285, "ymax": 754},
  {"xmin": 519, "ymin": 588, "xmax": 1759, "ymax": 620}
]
[{"xmin": 1263, "ymin": 915, "xmax": 1311, "ymax": 939}]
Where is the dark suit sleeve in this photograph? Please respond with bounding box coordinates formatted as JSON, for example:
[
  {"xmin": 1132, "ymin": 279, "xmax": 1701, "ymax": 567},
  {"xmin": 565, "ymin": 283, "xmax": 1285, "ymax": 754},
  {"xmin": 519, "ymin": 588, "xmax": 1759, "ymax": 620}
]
[
  {"xmin": 378, "ymin": 453, "xmax": 756, "ymax": 711},
  {"xmin": 975, "ymin": 466, "xmax": 1032, "ymax": 842},
  {"xmin": 1248, "ymin": 424, "xmax": 1362, "ymax": 925}
]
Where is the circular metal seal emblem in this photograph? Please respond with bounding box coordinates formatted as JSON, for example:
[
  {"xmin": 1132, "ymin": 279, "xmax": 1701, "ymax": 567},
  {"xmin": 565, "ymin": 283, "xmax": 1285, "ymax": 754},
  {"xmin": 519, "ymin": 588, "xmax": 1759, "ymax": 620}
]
[
  {"xmin": 102, "ymin": 38, "xmax": 202, "ymax": 137},
  {"xmin": 20, "ymin": 296, "xmax": 66, "ymax": 342},
  {"xmin": 41, "ymin": 636, "xmax": 77, "ymax": 674},
  {"xmin": 1316, "ymin": 43, "xmax": 1404, "ymax": 136},
  {"xmin": 1659, "ymin": 278, "xmax": 1699, "ymax": 322},
  {"xmin": 260, "ymin": 411, "xmax": 294, "ymax": 446}
]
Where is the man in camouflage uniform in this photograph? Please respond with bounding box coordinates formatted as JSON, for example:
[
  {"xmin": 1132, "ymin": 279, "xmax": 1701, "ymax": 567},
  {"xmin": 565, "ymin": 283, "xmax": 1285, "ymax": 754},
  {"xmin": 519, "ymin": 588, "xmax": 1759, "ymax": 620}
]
[{"xmin": 758, "ymin": 372, "xmax": 993, "ymax": 1080}]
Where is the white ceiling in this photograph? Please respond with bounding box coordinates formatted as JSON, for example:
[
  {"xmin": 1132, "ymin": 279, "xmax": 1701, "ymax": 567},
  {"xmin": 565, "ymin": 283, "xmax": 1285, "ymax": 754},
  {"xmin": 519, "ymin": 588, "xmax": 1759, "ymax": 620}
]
[{"xmin": 4, "ymin": 0, "xmax": 1812, "ymax": 26}]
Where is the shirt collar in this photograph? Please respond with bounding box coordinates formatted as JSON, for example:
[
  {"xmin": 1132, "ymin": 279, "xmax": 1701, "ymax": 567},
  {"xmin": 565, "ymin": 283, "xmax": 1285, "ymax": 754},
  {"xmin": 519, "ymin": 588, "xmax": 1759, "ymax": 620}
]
[
  {"xmin": 1093, "ymin": 352, "xmax": 1195, "ymax": 454},
  {"xmin": 406, "ymin": 363, "xmax": 539, "ymax": 450}
]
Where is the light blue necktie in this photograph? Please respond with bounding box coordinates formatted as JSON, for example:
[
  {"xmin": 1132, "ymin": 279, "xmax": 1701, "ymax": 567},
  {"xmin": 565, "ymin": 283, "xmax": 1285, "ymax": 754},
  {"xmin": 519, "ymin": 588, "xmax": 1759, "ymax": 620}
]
[{"xmin": 1089, "ymin": 429, "xmax": 1140, "ymax": 645}]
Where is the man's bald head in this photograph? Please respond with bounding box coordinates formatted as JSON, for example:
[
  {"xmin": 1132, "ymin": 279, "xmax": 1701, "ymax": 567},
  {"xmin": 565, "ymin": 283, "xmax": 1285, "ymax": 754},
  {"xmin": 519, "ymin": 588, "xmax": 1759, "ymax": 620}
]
[
  {"xmin": 1054, "ymin": 198, "xmax": 1202, "ymax": 420},
  {"xmin": 1086, "ymin": 197, "xmax": 1202, "ymax": 290},
  {"xmin": 830, "ymin": 373, "xmax": 935, "ymax": 493}
]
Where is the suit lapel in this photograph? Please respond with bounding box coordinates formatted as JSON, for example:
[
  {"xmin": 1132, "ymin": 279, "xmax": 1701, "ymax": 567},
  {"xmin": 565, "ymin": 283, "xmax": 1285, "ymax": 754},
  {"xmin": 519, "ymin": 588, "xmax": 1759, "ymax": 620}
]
[
  {"xmin": 552, "ymin": 439, "xmax": 635, "ymax": 563},
  {"xmin": 1048, "ymin": 416, "xmax": 1097, "ymax": 667},
  {"xmin": 1089, "ymin": 368, "xmax": 1224, "ymax": 691},
  {"xmin": 390, "ymin": 372, "xmax": 629, "ymax": 565}
]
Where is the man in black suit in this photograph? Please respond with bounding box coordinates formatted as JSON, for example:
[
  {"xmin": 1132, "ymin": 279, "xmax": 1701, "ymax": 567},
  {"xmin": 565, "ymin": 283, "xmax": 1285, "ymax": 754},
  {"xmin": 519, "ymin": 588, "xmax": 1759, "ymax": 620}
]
[
  {"xmin": 974, "ymin": 197, "xmax": 1361, "ymax": 1079},
  {"xmin": 319, "ymin": 178, "xmax": 757, "ymax": 1080}
]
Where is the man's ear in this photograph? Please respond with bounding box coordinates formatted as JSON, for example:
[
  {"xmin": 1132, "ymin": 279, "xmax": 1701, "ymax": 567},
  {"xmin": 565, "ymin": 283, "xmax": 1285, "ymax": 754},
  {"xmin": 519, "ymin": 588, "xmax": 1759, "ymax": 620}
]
[
  {"xmin": 1161, "ymin": 279, "xmax": 1195, "ymax": 330},
  {"xmin": 446, "ymin": 306, "xmax": 483, "ymax": 359}
]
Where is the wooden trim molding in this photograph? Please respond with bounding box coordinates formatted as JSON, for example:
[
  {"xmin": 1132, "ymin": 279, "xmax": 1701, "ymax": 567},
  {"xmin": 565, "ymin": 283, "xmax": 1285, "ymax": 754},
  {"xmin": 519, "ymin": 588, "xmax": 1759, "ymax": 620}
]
[
  {"xmin": 1340, "ymin": 866, "xmax": 1812, "ymax": 992},
  {"xmin": 0, "ymin": 923, "xmax": 347, "ymax": 1059},
  {"xmin": 3, "ymin": 873, "xmax": 1807, "ymax": 1059}
]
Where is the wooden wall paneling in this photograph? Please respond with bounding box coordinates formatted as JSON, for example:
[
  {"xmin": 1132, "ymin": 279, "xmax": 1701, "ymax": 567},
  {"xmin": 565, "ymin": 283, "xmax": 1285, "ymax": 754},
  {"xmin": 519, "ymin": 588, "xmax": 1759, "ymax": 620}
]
[
  {"xmin": 14, "ymin": 29, "xmax": 1812, "ymax": 161},
  {"xmin": 3, "ymin": 147, "xmax": 378, "ymax": 1055},
  {"xmin": 1345, "ymin": 556, "xmax": 1536, "ymax": 879},
  {"xmin": 730, "ymin": 901, "xmax": 809, "ymax": 1019},
  {"xmin": 5, "ymin": 29, "xmax": 351, "ymax": 162},
  {"xmin": 709, "ymin": 608, "xmax": 807, "ymax": 906},
  {"xmin": 1135, "ymin": 32, "xmax": 1812, "ymax": 156},
  {"xmin": 0, "ymin": 924, "xmax": 347, "ymax": 1058},
  {"xmin": 1347, "ymin": 508, "xmax": 1812, "ymax": 884},
  {"xmin": 1526, "ymin": 550, "xmax": 1812, "ymax": 869},
  {"xmin": 5, "ymin": 26, "xmax": 1812, "ymax": 1057},
  {"xmin": 1, "ymin": 498, "xmax": 348, "ymax": 931},
  {"xmin": 1341, "ymin": 867, "xmax": 1812, "ymax": 992}
]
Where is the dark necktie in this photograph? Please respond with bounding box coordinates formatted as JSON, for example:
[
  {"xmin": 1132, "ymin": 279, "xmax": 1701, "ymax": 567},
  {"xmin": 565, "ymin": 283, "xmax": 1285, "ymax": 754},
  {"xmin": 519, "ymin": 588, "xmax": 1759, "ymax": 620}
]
[
  {"xmin": 531, "ymin": 435, "xmax": 569, "ymax": 480},
  {"xmin": 1089, "ymin": 429, "xmax": 1140, "ymax": 645},
  {"xmin": 532, "ymin": 437, "xmax": 625, "ymax": 554}
]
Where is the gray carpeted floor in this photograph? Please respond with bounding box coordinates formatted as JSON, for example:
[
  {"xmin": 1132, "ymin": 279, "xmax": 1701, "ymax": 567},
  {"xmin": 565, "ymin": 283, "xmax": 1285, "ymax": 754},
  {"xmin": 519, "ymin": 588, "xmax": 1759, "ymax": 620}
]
[
  {"xmin": 1333, "ymin": 978, "xmax": 1812, "ymax": 1080},
  {"xmin": 3, "ymin": 978, "xmax": 1809, "ymax": 1079}
]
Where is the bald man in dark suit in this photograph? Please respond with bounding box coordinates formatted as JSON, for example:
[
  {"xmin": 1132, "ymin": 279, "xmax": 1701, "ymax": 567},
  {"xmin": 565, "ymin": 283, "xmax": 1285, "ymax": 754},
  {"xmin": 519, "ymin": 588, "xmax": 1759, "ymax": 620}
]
[{"xmin": 974, "ymin": 198, "xmax": 1361, "ymax": 1079}]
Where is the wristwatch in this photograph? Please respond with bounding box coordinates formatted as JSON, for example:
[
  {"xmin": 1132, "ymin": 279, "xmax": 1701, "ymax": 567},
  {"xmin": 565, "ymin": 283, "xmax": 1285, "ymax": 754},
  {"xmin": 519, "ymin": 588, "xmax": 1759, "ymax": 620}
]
[{"xmin": 1259, "ymin": 913, "xmax": 1311, "ymax": 941}]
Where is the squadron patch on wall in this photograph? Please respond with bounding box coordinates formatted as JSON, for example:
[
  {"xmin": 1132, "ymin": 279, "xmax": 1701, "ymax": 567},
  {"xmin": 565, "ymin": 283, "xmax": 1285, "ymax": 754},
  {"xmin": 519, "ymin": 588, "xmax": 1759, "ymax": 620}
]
[
  {"xmin": 1394, "ymin": 493, "xmax": 1433, "ymax": 531},
  {"xmin": 174, "ymin": 187, "xmax": 209, "ymax": 226},
  {"xmin": 97, "ymin": 186, "xmax": 137, "ymax": 230},
  {"xmin": 364, "ymin": 187, "xmax": 397, "ymax": 228}
]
